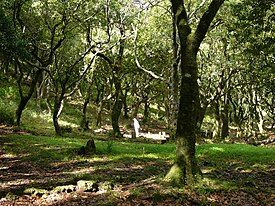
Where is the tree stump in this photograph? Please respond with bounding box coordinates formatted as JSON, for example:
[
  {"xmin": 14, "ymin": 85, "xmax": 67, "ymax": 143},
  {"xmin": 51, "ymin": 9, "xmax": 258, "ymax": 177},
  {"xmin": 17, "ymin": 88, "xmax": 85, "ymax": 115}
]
[{"xmin": 78, "ymin": 139, "xmax": 96, "ymax": 155}]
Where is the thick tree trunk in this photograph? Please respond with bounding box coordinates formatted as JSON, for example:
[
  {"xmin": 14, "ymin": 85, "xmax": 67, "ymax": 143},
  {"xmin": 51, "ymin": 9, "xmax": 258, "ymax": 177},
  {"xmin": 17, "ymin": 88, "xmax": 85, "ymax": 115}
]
[
  {"xmin": 167, "ymin": 0, "xmax": 225, "ymax": 185},
  {"xmin": 166, "ymin": 47, "xmax": 202, "ymax": 184}
]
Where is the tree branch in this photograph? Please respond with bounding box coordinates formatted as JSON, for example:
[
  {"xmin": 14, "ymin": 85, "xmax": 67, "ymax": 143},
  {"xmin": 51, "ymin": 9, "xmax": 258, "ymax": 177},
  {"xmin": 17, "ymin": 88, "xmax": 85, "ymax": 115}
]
[
  {"xmin": 193, "ymin": 0, "xmax": 225, "ymax": 53},
  {"xmin": 132, "ymin": 13, "xmax": 165, "ymax": 81},
  {"xmin": 171, "ymin": 0, "xmax": 191, "ymax": 40}
]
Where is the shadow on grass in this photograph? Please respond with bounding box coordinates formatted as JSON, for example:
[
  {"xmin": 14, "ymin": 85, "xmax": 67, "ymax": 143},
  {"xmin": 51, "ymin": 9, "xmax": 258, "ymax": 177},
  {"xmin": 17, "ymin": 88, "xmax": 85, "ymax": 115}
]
[
  {"xmin": 1, "ymin": 136, "xmax": 274, "ymax": 205},
  {"xmin": 0, "ymin": 135, "xmax": 172, "ymax": 199},
  {"xmin": 197, "ymin": 144, "xmax": 275, "ymax": 194}
]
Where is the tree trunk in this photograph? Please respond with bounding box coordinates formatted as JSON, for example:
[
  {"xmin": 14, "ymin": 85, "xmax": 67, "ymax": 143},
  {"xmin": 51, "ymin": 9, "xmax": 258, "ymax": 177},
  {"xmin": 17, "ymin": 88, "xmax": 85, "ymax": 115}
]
[
  {"xmin": 171, "ymin": 10, "xmax": 180, "ymax": 131},
  {"xmin": 166, "ymin": 45, "xmax": 202, "ymax": 184},
  {"xmin": 111, "ymin": 25, "xmax": 125, "ymax": 138},
  {"xmin": 143, "ymin": 97, "xmax": 149, "ymax": 123},
  {"xmin": 111, "ymin": 66, "xmax": 123, "ymax": 137},
  {"xmin": 111, "ymin": 89, "xmax": 123, "ymax": 138},
  {"xmin": 213, "ymin": 100, "xmax": 222, "ymax": 141},
  {"xmin": 16, "ymin": 69, "xmax": 43, "ymax": 127},
  {"xmin": 167, "ymin": 0, "xmax": 225, "ymax": 185},
  {"xmin": 96, "ymin": 100, "xmax": 104, "ymax": 127},
  {"xmin": 53, "ymin": 93, "xmax": 65, "ymax": 135},
  {"xmin": 123, "ymin": 88, "xmax": 130, "ymax": 119},
  {"xmin": 221, "ymin": 94, "xmax": 229, "ymax": 140},
  {"xmin": 81, "ymin": 85, "xmax": 92, "ymax": 130}
]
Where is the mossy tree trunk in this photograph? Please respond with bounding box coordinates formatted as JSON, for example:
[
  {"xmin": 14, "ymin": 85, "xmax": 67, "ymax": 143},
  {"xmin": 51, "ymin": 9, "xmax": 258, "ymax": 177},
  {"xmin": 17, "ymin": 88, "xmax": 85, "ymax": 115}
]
[{"xmin": 166, "ymin": 0, "xmax": 225, "ymax": 185}]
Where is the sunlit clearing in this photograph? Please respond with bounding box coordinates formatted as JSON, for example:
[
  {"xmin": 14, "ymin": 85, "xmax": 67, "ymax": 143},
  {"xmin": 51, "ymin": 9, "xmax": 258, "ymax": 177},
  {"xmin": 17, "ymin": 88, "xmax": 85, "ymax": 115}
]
[{"xmin": 58, "ymin": 119, "xmax": 78, "ymax": 128}]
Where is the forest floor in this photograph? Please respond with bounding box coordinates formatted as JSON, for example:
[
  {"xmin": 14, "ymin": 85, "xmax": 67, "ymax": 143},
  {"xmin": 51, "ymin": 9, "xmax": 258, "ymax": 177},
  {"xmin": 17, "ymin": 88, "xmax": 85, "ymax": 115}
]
[{"xmin": 0, "ymin": 124, "xmax": 275, "ymax": 206}]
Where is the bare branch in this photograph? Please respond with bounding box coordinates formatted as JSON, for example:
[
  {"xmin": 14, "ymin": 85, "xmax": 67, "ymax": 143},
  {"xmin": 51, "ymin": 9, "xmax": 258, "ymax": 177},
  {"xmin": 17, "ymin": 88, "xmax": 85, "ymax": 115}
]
[{"xmin": 132, "ymin": 14, "xmax": 166, "ymax": 81}]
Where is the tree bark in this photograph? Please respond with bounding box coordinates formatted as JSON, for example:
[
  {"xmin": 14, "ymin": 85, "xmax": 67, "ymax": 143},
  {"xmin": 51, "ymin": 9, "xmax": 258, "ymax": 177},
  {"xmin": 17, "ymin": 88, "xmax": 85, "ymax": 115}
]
[
  {"xmin": 53, "ymin": 92, "xmax": 65, "ymax": 136},
  {"xmin": 123, "ymin": 87, "xmax": 130, "ymax": 119},
  {"xmin": 166, "ymin": 0, "xmax": 225, "ymax": 185},
  {"xmin": 111, "ymin": 91, "xmax": 123, "ymax": 138},
  {"xmin": 81, "ymin": 85, "xmax": 92, "ymax": 130},
  {"xmin": 16, "ymin": 68, "xmax": 43, "ymax": 127},
  {"xmin": 171, "ymin": 10, "xmax": 180, "ymax": 131},
  {"xmin": 111, "ymin": 66, "xmax": 123, "ymax": 138},
  {"xmin": 143, "ymin": 97, "xmax": 150, "ymax": 123},
  {"xmin": 221, "ymin": 93, "xmax": 229, "ymax": 140},
  {"xmin": 111, "ymin": 26, "xmax": 125, "ymax": 138}
]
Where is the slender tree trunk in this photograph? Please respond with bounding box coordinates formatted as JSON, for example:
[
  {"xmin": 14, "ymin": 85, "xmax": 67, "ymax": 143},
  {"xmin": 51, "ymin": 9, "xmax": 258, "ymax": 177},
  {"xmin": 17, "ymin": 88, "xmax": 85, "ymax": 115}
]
[
  {"xmin": 111, "ymin": 26, "xmax": 125, "ymax": 138},
  {"xmin": 123, "ymin": 88, "xmax": 130, "ymax": 119},
  {"xmin": 81, "ymin": 85, "xmax": 92, "ymax": 130},
  {"xmin": 36, "ymin": 72, "xmax": 48, "ymax": 113},
  {"xmin": 111, "ymin": 75, "xmax": 123, "ymax": 138},
  {"xmin": 53, "ymin": 92, "xmax": 65, "ymax": 135},
  {"xmin": 143, "ymin": 97, "xmax": 149, "ymax": 123},
  {"xmin": 96, "ymin": 100, "xmax": 104, "ymax": 127},
  {"xmin": 213, "ymin": 100, "xmax": 222, "ymax": 140},
  {"xmin": 171, "ymin": 10, "xmax": 180, "ymax": 131},
  {"xmin": 16, "ymin": 69, "xmax": 43, "ymax": 127},
  {"xmin": 221, "ymin": 94, "xmax": 229, "ymax": 140}
]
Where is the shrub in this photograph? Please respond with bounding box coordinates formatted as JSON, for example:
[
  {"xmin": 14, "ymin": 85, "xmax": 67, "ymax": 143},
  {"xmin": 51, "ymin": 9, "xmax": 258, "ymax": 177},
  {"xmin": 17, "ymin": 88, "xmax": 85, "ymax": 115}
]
[{"xmin": 0, "ymin": 109, "xmax": 15, "ymax": 125}]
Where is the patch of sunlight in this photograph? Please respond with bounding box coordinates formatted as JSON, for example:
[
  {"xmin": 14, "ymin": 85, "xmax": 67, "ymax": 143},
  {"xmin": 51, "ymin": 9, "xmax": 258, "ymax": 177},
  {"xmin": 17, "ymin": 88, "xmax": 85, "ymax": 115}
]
[
  {"xmin": 201, "ymin": 168, "xmax": 212, "ymax": 174},
  {"xmin": 240, "ymin": 169, "xmax": 253, "ymax": 173},
  {"xmin": 252, "ymin": 163, "xmax": 268, "ymax": 169},
  {"xmin": 38, "ymin": 112, "xmax": 52, "ymax": 120},
  {"xmin": 58, "ymin": 119, "xmax": 78, "ymax": 128},
  {"xmin": 114, "ymin": 165, "xmax": 144, "ymax": 172},
  {"xmin": 69, "ymin": 167, "xmax": 96, "ymax": 174},
  {"xmin": 2, "ymin": 178, "xmax": 34, "ymax": 189},
  {"xmin": 0, "ymin": 154, "xmax": 18, "ymax": 158},
  {"xmin": 143, "ymin": 153, "xmax": 162, "ymax": 159},
  {"xmin": 28, "ymin": 111, "xmax": 38, "ymax": 118},
  {"xmin": 210, "ymin": 147, "xmax": 224, "ymax": 152},
  {"xmin": 90, "ymin": 156, "xmax": 110, "ymax": 162}
]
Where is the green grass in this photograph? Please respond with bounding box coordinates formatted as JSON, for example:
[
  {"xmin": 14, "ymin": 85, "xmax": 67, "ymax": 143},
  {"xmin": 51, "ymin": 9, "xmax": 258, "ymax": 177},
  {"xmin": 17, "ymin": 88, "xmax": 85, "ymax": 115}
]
[
  {"xmin": 197, "ymin": 143, "xmax": 275, "ymax": 165},
  {"xmin": 2, "ymin": 135, "xmax": 176, "ymax": 163},
  {"xmin": 1, "ymin": 134, "xmax": 274, "ymax": 205},
  {"xmin": 3, "ymin": 135, "xmax": 274, "ymax": 167}
]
